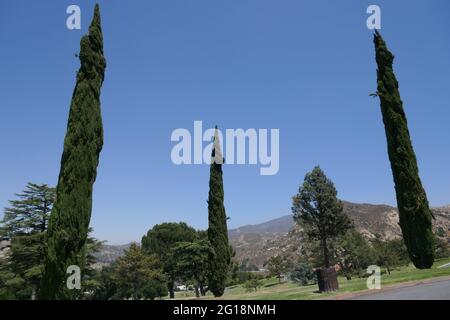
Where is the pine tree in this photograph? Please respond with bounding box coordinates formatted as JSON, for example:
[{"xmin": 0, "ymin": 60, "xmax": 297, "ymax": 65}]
[
  {"xmin": 207, "ymin": 126, "xmax": 230, "ymax": 297},
  {"xmin": 113, "ymin": 244, "xmax": 166, "ymax": 300},
  {"xmin": 41, "ymin": 4, "xmax": 106, "ymax": 299},
  {"xmin": 292, "ymin": 166, "xmax": 353, "ymax": 268},
  {"xmin": 266, "ymin": 256, "xmax": 292, "ymax": 284},
  {"xmin": 373, "ymin": 31, "xmax": 434, "ymax": 269},
  {"xmin": 0, "ymin": 183, "xmax": 55, "ymax": 299},
  {"xmin": 1, "ymin": 183, "xmax": 55, "ymax": 238}
]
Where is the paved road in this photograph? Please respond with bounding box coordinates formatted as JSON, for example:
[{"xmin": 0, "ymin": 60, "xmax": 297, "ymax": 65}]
[{"xmin": 349, "ymin": 279, "xmax": 450, "ymax": 300}]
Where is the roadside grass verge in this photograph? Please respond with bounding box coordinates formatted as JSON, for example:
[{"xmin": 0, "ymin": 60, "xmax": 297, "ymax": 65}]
[{"xmin": 174, "ymin": 257, "xmax": 450, "ymax": 300}]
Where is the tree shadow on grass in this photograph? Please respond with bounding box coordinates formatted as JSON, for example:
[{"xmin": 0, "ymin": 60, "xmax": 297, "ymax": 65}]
[{"xmin": 264, "ymin": 282, "xmax": 282, "ymax": 288}]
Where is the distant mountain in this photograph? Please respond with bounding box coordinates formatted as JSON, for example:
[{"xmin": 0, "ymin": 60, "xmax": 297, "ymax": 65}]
[
  {"xmin": 229, "ymin": 215, "xmax": 293, "ymax": 238},
  {"xmin": 1, "ymin": 239, "xmax": 130, "ymax": 269},
  {"xmin": 93, "ymin": 201, "xmax": 450, "ymax": 269},
  {"xmin": 93, "ymin": 243, "xmax": 133, "ymax": 268},
  {"xmin": 228, "ymin": 201, "xmax": 450, "ymax": 268}
]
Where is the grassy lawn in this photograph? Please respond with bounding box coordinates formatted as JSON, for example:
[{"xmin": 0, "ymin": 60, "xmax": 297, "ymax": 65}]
[{"xmin": 174, "ymin": 257, "xmax": 450, "ymax": 300}]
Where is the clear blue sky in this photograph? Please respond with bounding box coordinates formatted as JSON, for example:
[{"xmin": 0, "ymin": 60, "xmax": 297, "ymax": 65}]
[{"xmin": 1, "ymin": 1, "xmax": 449, "ymax": 244}]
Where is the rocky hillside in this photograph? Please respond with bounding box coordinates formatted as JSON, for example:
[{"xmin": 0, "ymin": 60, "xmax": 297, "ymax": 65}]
[
  {"xmin": 229, "ymin": 201, "xmax": 450, "ymax": 268},
  {"xmin": 92, "ymin": 243, "xmax": 133, "ymax": 268},
  {"xmin": 91, "ymin": 202, "xmax": 450, "ymax": 268},
  {"xmin": 0, "ymin": 239, "xmax": 130, "ymax": 269}
]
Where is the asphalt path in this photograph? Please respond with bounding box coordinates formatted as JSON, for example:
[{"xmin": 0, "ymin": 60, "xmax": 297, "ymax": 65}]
[{"xmin": 349, "ymin": 279, "xmax": 450, "ymax": 300}]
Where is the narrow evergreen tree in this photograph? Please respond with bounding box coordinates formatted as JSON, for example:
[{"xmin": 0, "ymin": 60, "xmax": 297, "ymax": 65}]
[
  {"xmin": 373, "ymin": 31, "xmax": 434, "ymax": 269},
  {"xmin": 207, "ymin": 126, "xmax": 230, "ymax": 297},
  {"xmin": 41, "ymin": 4, "xmax": 106, "ymax": 299}
]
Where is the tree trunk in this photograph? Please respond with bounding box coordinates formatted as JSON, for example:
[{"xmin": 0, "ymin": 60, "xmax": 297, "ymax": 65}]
[
  {"xmin": 195, "ymin": 286, "xmax": 200, "ymax": 298},
  {"xmin": 322, "ymin": 237, "xmax": 330, "ymax": 268},
  {"xmin": 169, "ymin": 279, "xmax": 175, "ymax": 299},
  {"xmin": 199, "ymin": 283, "xmax": 206, "ymax": 296},
  {"xmin": 316, "ymin": 267, "xmax": 339, "ymax": 292},
  {"xmin": 345, "ymin": 274, "xmax": 352, "ymax": 281},
  {"xmin": 338, "ymin": 262, "xmax": 352, "ymax": 280},
  {"xmin": 31, "ymin": 285, "xmax": 37, "ymax": 300}
]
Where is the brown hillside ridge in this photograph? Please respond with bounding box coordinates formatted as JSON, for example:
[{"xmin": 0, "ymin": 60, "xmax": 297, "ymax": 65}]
[
  {"xmin": 89, "ymin": 201, "xmax": 450, "ymax": 268},
  {"xmin": 228, "ymin": 201, "xmax": 450, "ymax": 268}
]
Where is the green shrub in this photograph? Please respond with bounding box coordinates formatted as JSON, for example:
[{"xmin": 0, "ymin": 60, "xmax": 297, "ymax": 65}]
[
  {"xmin": 243, "ymin": 278, "xmax": 263, "ymax": 292},
  {"xmin": 290, "ymin": 262, "xmax": 317, "ymax": 286}
]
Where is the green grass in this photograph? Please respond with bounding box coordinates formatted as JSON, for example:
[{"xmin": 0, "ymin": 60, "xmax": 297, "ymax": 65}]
[{"xmin": 174, "ymin": 257, "xmax": 450, "ymax": 300}]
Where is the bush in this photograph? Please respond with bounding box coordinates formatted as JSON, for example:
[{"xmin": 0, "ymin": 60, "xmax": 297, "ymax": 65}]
[
  {"xmin": 334, "ymin": 230, "xmax": 377, "ymax": 279},
  {"xmin": 372, "ymin": 238, "xmax": 410, "ymax": 274},
  {"xmin": 143, "ymin": 279, "xmax": 168, "ymax": 300},
  {"xmin": 228, "ymin": 270, "xmax": 265, "ymax": 286},
  {"xmin": 266, "ymin": 256, "xmax": 292, "ymax": 283},
  {"xmin": 243, "ymin": 278, "xmax": 263, "ymax": 292},
  {"xmin": 436, "ymin": 227, "xmax": 446, "ymax": 238},
  {"xmin": 290, "ymin": 262, "xmax": 316, "ymax": 286},
  {"xmin": 435, "ymin": 238, "xmax": 450, "ymax": 259}
]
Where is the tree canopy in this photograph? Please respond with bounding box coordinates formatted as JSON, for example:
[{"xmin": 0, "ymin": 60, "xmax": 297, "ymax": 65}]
[{"xmin": 292, "ymin": 166, "xmax": 353, "ymax": 268}]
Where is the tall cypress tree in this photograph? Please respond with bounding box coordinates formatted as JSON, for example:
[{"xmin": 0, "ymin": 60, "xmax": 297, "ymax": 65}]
[
  {"xmin": 207, "ymin": 126, "xmax": 230, "ymax": 297},
  {"xmin": 373, "ymin": 31, "xmax": 434, "ymax": 269},
  {"xmin": 41, "ymin": 4, "xmax": 106, "ymax": 299}
]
